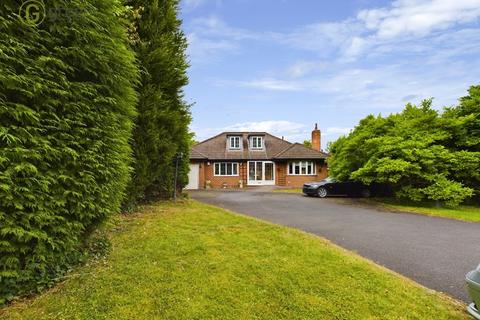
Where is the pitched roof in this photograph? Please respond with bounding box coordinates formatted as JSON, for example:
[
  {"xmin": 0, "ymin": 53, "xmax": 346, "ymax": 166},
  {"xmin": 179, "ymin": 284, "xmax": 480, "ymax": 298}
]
[
  {"xmin": 273, "ymin": 143, "xmax": 328, "ymax": 159},
  {"xmin": 190, "ymin": 132, "xmax": 327, "ymax": 160},
  {"xmin": 190, "ymin": 149, "xmax": 208, "ymax": 160}
]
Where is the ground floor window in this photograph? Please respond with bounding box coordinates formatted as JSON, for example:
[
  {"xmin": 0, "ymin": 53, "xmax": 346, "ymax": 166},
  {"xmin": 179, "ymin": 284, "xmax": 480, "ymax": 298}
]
[
  {"xmin": 288, "ymin": 161, "xmax": 315, "ymax": 175},
  {"xmin": 214, "ymin": 162, "xmax": 239, "ymax": 176}
]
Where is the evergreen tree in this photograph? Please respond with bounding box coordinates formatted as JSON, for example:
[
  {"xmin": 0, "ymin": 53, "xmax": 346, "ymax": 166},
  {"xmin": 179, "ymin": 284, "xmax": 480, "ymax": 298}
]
[
  {"xmin": 0, "ymin": 0, "xmax": 138, "ymax": 302},
  {"xmin": 123, "ymin": 0, "xmax": 191, "ymax": 209}
]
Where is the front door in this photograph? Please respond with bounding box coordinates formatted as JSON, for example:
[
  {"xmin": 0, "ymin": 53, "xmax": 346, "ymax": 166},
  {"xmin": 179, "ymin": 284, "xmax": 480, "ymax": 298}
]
[{"xmin": 247, "ymin": 161, "xmax": 275, "ymax": 186}]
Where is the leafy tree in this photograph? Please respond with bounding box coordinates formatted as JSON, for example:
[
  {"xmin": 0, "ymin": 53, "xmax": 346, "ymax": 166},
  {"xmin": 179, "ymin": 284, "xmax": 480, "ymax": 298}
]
[
  {"xmin": 0, "ymin": 0, "xmax": 138, "ymax": 302},
  {"xmin": 328, "ymin": 114, "xmax": 391, "ymax": 181},
  {"xmin": 442, "ymin": 86, "xmax": 480, "ymax": 199},
  {"xmin": 123, "ymin": 0, "xmax": 191, "ymax": 210},
  {"xmin": 455, "ymin": 85, "xmax": 480, "ymax": 151},
  {"xmin": 328, "ymin": 97, "xmax": 478, "ymax": 206}
]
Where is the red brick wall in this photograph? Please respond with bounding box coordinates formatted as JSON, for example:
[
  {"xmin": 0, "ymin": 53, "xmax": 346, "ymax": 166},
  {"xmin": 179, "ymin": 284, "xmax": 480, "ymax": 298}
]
[
  {"xmin": 192, "ymin": 160, "xmax": 328, "ymax": 189},
  {"xmin": 203, "ymin": 161, "xmax": 248, "ymax": 189},
  {"xmin": 312, "ymin": 126, "xmax": 321, "ymax": 152},
  {"xmin": 276, "ymin": 161, "xmax": 328, "ymax": 188}
]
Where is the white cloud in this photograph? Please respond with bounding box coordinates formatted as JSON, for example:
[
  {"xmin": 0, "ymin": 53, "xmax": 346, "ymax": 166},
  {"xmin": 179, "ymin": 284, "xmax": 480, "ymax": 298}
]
[
  {"xmin": 186, "ymin": 32, "xmax": 239, "ymax": 63},
  {"xmin": 184, "ymin": 16, "xmax": 266, "ymax": 64},
  {"xmin": 344, "ymin": 0, "xmax": 480, "ymax": 58},
  {"xmin": 239, "ymin": 78, "xmax": 304, "ymax": 91},
  {"xmin": 266, "ymin": 1, "xmax": 480, "ymax": 60},
  {"xmin": 287, "ymin": 60, "xmax": 327, "ymax": 78},
  {"xmin": 188, "ymin": 16, "xmax": 267, "ymax": 41},
  {"xmin": 223, "ymin": 120, "xmax": 306, "ymax": 135},
  {"xmin": 182, "ymin": 0, "xmax": 223, "ymax": 11},
  {"xmin": 186, "ymin": 1, "xmax": 480, "ymax": 140},
  {"xmin": 228, "ymin": 60, "xmax": 479, "ymax": 112},
  {"xmin": 277, "ymin": 20, "xmax": 365, "ymax": 54},
  {"xmin": 222, "ymin": 120, "xmax": 335, "ymax": 145},
  {"xmin": 192, "ymin": 120, "xmax": 308, "ymax": 141},
  {"xmin": 231, "ymin": 66, "xmax": 405, "ymax": 95},
  {"xmin": 323, "ymin": 127, "xmax": 352, "ymax": 136},
  {"xmin": 358, "ymin": 0, "xmax": 480, "ymax": 39},
  {"xmin": 344, "ymin": 37, "xmax": 368, "ymax": 58},
  {"xmin": 183, "ymin": 0, "xmax": 205, "ymax": 9},
  {"xmin": 185, "ymin": 0, "xmax": 480, "ymax": 63},
  {"xmin": 192, "ymin": 121, "xmax": 353, "ymax": 148}
]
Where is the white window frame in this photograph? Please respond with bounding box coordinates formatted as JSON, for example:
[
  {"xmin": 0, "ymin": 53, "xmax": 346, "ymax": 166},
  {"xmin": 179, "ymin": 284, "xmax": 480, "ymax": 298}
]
[
  {"xmin": 250, "ymin": 136, "xmax": 263, "ymax": 150},
  {"xmin": 214, "ymin": 162, "xmax": 239, "ymax": 176},
  {"xmin": 288, "ymin": 161, "xmax": 316, "ymax": 175},
  {"xmin": 228, "ymin": 136, "xmax": 241, "ymax": 150}
]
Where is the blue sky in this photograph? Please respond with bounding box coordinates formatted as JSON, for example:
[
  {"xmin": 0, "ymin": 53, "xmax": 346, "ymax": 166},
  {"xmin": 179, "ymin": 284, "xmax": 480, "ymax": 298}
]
[{"xmin": 180, "ymin": 0, "xmax": 480, "ymax": 149}]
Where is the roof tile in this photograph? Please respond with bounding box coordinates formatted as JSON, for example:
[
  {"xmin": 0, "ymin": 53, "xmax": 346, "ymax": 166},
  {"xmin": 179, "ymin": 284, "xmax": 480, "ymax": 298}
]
[{"xmin": 191, "ymin": 133, "xmax": 327, "ymax": 160}]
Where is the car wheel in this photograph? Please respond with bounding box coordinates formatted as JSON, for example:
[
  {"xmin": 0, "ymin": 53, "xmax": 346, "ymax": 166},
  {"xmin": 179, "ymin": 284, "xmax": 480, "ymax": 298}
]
[
  {"xmin": 361, "ymin": 189, "xmax": 371, "ymax": 198},
  {"xmin": 317, "ymin": 187, "xmax": 328, "ymax": 198}
]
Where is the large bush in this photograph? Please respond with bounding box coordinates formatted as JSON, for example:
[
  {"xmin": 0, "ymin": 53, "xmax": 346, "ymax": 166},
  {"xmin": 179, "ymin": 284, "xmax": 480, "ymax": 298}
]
[
  {"xmin": 0, "ymin": 0, "xmax": 138, "ymax": 302},
  {"xmin": 123, "ymin": 0, "xmax": 191, "ymax": 210},
  {"xmin": 328, "ymin": 90, "xmax": 480, "ymax": 207}
]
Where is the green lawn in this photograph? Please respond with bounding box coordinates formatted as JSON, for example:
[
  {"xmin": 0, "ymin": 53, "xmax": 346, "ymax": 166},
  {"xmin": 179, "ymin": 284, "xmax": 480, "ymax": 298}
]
[
  {"xmin": 1, "ymin": 201, "xmax": 468, "ymax": 319},
  {"xmin": 365, "ymin": 198, "xmax": 480, "ymax": 222}
]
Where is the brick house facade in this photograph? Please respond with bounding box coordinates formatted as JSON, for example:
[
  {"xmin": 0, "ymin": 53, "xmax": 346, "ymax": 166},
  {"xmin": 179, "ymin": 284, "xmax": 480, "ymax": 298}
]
[{"xmin": 187, "ymin": 125, "xmax": 328, "ymax": 189}]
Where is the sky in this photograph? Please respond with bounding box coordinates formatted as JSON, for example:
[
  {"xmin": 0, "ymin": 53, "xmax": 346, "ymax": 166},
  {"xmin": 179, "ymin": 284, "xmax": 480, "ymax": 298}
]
[{"xmin": 180, "ymin": 0, "xmax": 480, "ymax": 150}]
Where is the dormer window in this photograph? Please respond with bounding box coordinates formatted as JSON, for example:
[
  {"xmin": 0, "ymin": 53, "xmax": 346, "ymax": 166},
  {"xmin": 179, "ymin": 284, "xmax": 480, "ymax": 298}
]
[
  {"xmin": 250, "ymin": 136, "xmax": 263, "ymax": 150},
  {"xmin": 228, "ymin": 136, "xmax": 241, "ymax": 150}
]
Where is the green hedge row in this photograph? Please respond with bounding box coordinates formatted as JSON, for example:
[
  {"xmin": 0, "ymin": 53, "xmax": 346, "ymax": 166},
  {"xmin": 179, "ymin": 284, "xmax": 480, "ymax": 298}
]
[{"xmin": 0, "ymin": 0, "xmax": 138, "ymax": 303}]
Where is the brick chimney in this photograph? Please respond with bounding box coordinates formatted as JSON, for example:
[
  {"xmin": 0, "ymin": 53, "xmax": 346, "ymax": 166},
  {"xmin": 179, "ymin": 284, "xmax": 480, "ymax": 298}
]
[{"xmin": 311, "ymin": 123, "xmax": 321, "ymax": 151}]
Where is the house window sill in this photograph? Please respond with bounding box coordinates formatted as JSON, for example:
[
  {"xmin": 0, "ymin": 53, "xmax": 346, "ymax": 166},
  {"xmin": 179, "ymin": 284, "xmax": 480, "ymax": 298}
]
[{"xmin": 213, "ymin": 175, "xmax": 240, "ymax": 177}]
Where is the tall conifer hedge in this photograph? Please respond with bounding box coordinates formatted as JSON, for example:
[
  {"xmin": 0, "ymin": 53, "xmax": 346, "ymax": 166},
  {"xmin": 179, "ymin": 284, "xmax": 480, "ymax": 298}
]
[
  {"xmin": 0, "ymin": 0, "xmax": 138, "ymax": 302},
  {"xmin": 123, "ymin": 0, "xmax": 191, "ymax": 209}
]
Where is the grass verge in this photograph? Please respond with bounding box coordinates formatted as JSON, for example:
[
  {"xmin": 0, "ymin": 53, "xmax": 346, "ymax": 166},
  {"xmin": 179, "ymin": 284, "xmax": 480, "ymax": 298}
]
[
  {"xmin": 272, "ymin": 188, "xmax": 302, "ymax": 193},
  {"xmin": 363, "ymin": 198, "xmax": 480, "ymax": 222},
  {"xmin": 0, "ymin": 201, "xmax": 468, "ymax": 319}
]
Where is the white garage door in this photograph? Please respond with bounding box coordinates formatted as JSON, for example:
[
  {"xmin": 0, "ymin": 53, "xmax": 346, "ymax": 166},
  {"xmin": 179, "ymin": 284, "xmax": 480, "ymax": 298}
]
[{"xmin": 185, "ymin": 163, "xmax": 200, "ymax": 190}]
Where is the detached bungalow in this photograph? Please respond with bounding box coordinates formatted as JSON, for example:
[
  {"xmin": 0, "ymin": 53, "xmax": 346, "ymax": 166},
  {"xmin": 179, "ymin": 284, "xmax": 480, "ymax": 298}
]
[{"xmin": 186, "ymin": 124, "xmax": 328, "ymax": 189}]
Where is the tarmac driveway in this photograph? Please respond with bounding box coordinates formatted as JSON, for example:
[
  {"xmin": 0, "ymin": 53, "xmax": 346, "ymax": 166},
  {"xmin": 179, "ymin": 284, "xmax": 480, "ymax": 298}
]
[{"xmin": 191, "ymin": 190, "xmax": 480, "ymax": 302}]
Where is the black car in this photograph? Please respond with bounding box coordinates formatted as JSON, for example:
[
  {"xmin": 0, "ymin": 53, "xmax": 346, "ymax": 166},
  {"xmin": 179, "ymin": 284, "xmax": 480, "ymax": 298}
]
[{"xmin": 303, "ymin": 178, "xmax": 374, "ymax": 198}]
